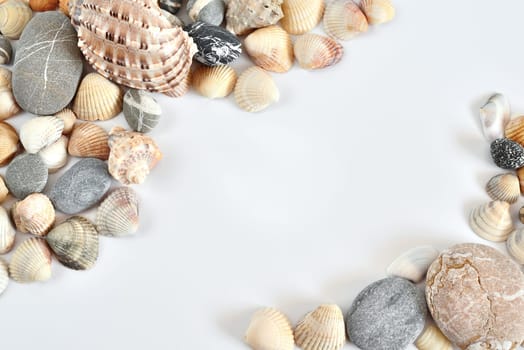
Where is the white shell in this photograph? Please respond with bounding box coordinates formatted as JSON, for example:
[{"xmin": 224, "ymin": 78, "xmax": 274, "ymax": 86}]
[
  {"xmin": 294, "ymin": 304, "xmax": 346, "ymax": 350},
  {"xmin": 469, "ymin": 200, "xmax": 514, "ymax": 242},
  {"xmin": 96, "ymin": 187, "xmax": 139, "ymax": 237},
  {"xmin": 0, "ymin": 206, "xmax": 14, "ymax": 254},
  {"xmin": 415, "ymin": 324, "xmax": 453, "ymax": 350},
  {"xmin": 507, "ymin": 228, "xmax": 524, "ymax": 264},
  {"xmin": 386, "ymin": 246, "xmax": 440, "ymax": 283},
  {"xmin": 9, "ymin": 237, "xmax": 52, "ymax": 283},
  {"xmin": 234, "ymin": 67, "xmax": 280, "ymax": 113},
  {"xmin": 479, "ymin": 93, "xmax": 510, "ymax": 142},
  {"xmin": 38, "ymin": 135, "xmax": 68, "ymax": 173},
  {"xmin": 486, "ymin": 173, "xmax": 520, "ymax": 204},
  {"xmin": 245, "ymin": 307, "xmax": 294, "ymax": 350},
  {"xmin": 19, "ymin": 116, "xmax": 65, "ymax": 154},
  {"xmin": 0, "ymin": 258, "xmax": 7, "ymax": 295}
]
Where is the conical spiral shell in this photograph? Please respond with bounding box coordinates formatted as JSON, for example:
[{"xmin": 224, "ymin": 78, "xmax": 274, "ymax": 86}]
[
  {"xmin": 96, "ymin": 187, "xmax": 139, "ymax": 237},
  {"xmin": 507, "ymin": 228, "xmax": 524, "ymax": 264},
  {"xmin": 192, "ymin": 65, "xmax": 237, "ymax": 99},
  {"xmin": 294, "ymin": 304, "xmax": 346, "ymax": 350},
  {"xmin": 386, "ymin": 246, "xmax": 440, "ymax": 283},
  {"xmin": 235, "ymin": 67, "xmax": 279, "ymax": 113},
  {"xmin": 54, "ymin": 108, "xmax": 77, "ymax": 135},
  {"xmin": 0, "ymin": 67, "xmax": 21, "ymax": 120},
  {"xmin": 245, "ymin": 26, "xmax": 294, "ymax": 73},
  {"xmin": 0, "ymin": 258, "xmax": 8, "ymax": 295},
  {"xmin": 486, "ymin": 173, "xmax": 520, "ymax": 204},
  {"xmin": 469, "ymin": 201, "xmax": 514, "ymax": 242},
  {"xmin": 415, "ymin": 324, "xmax": 453, "ymax": 350},
  {"xmin": 68, "ymin": 122, "xmax": 110, "ymax": 160},
  {"xmin": 245, "ymin": 307, "xmax": 294, "ymax": 350},
  {"xmin": 73, "ymin": 73, "xmax": 123, "ymax": 121},
  {"xmin": 9, "ymin": 237, "xmax": 52, "ymax": 283},
  {"xmin": 39, "ymin": 135, "xmax": 68, "ymax": 173},
  {"xmin": 280, "ymin": 0, "xmax": 324, "ymax": 35},
  {"xmin": 0, "ymin": 0, "xmax": 32, "ymax": 39},
  {"xmin": 0, "ymin": 121, "xmax": 18, "ymax": 166},
  {"xmin": 360, "ymin": 0, "xmax": 395, "ymax": 25},
  {"xmin": 12, "ymin": 193, "xmax": 56, "ymax": 236},
  {"xmin": 323, "ymin": 0, "xmax": 368, "ymax": 40},
  {"xmin": 46, "ymin": 216, "xmax": 98, "ymax": 270},
  {"xmin": 294, "ymin": 34, "xmax": 343, "ymax": 70},
  {"xmin": 0, "ymin": 206, "xmax": 15, "ymax": 254},
  {"xmin": 19, "ymin": 116, "xmax": 64, "ymax": 154}
]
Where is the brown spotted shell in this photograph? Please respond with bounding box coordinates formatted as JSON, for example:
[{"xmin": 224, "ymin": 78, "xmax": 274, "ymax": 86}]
[{"xmin": 70, "ymin": 0, "xmax": 193, "ymax": 93}]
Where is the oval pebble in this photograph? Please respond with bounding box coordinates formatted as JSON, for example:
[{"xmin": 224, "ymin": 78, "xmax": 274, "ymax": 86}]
[
  {"xmin": 5, "ymin": 153, "xmax": 48, "ymax": 199},
  {"xmin": 490, "ymin": 138, "xmax": 524, "ymax": 169},
  {"xmin": 187, "ymin": 0, "xmax": 225, "ymax": 26},
  {"xmin": 123, "ymin": 89, "xmax": 161, "ymax": 133}
]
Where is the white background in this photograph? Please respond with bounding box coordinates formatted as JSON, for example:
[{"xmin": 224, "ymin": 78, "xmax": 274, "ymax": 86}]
[{"xmin": 1, "ymin": 0, "xmax": 523, "ymax": 349}]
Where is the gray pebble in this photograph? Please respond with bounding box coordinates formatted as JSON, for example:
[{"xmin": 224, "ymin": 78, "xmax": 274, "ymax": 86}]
[
  {"xmin": 0, "ymin": 36, "xmax": 12, "ymax": 64},
  {"xmin": 187, "ymin": 0, "xmax": 225, "ymax": 26},
  {"xmin": 490, "ymin": 138, "xmax": 524, "ymax": 169},
  {"xmin": 49, "ymin": 158, "xmax": 112, "ymax": 214},
  {"xmin": 5, "ymin": 153, "xmax": 48, "ymax": 199},
  {"xmin": 346, "ymin": 277, "xmax": 427, "ymax": 350},
  {"xmin": 123, "ymin": 89, "xmax": 161, "ymax": 133},
  {"xmin": 159, "ymin": 0, "xmax": 182, "ymax": 14}
]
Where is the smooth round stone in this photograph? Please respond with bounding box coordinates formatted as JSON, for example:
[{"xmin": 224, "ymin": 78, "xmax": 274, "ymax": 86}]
[
  {"xmin": 346, "ymin": 276, "xmax": 427, "ymax": 350},
  {"xmin": 426, "ymin": 243, "xmax": 524, "ymax": 349},
  {"xmin": 184, "ymin": 21, "xmax": 242, "ymax": 66},
  {"xmin": 123, "ymin": 89, "xmax": 161, "ymax": 133},
  {"xmin": 49, "ymin": 158, "xmax": 112, "ymax": 214},
  {"xmin": 0, "ymin": 36, "xmax": 12, "ymax": 64},
  {"xmin": 5, "ymin": 153, "xmax": 48, "ymax": 199},
  {"xmin": 13, "ymin": 12, "xmax": 83, "ymax": 115},
  {"xmin": 159, "ymin": 0, "xmax": 182, "ymax": 14},
  {"xmin": 187, "ymin": 0, "xmax": 225, "ymax": 26}
]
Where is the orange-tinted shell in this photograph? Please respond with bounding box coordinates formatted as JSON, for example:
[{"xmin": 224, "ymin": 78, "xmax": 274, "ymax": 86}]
[{"xmin": 29, "ymin": 0, "xmax": 58, "ymax": 11}]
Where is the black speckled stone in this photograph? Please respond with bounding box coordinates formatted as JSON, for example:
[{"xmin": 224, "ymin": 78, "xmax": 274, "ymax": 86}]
[
  {"xmin": 346, "ymin": 277, "xmax": 427, "ymax": 350},
  {"xmin": 5, "ymin": 153, "xmax": 48, "ymax": 199},
  {"xmin": 159, "ymin": 0, "xmax": 182, "ymax": 14},
  {"xmin": 184, "ymin": 21, "xmax": 241, "ymax": 66},
  {"xmin": 490, "ymin": 138, "xmax": 524, "ymax": 169}
]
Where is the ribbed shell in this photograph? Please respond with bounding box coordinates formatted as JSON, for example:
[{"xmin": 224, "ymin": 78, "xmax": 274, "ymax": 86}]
[
  {"xmin": 73, "ymin": 73, "xmax": 123, "ymax": 121},
  {"xmin": 0, "ymin": 175, "xmax": 8, "ymax": 203},
  {"xmin": 163, "ymin": 69, "xmax": 191, "ymax": 98},
  {"xmin": 505, "ymin": 115, "xmax": 524, "ymax": 146},
  {"xmin": 0, "ymin": 206, "xmax": 15, "ymax": 254},
  {"xmin": 19, "ymin": 116, "xmax": 64, "ymax": 154},
  {"xmin": 294, "ymin": 34, "xmax": 343, "ymax": 70},
  {"xmin": 192, "ymin": 65, "xmax": 237, "ymax": 99},
  {"xmin": 54, "ymin": 108, "xmax": 77, "ymax": 135},
  {"xmin": 0, "ymin": 258, "xmax": 7, "ymax": 295},
  {"xmin": 234, "ymin": 67, "xmax": 279, "ymax": 113},
  {"xmin": 517, "ymin": 167, "xmax": 524, "ymax": 195},
  {"xmin": 386, "ymin": 246, "xmax": 440, "ymax": 283},
  {"xmin": 9, "ymin": 237, "xmax": 52, "ymax": 283},
  {"xmin": 245, "ymin": 308, "xmax": 294, "ymax": 350},
  {"xmin": 0, "ymin": 67, "xmax": 21, "ymax": 120},
  {"xmin": 68, "ymin": 122, "xmax": 110, "ymax": 160},
  {"xmin": 0, "ymin": 121, "xmax": 18, "ymax": 166},
  {"xmin": 39, "ymin": 135, "xmax": 69, "ymax": 173},
  {"xmin": 96, "ymin": 187, "xmax": 139, "ymax": 236},
  {"xmin": 323, "ymin": 0, "xmax": 368, "ymax": 40},
  {"xmin": 280, "ymin": 0, "xmax": 324, "ymax": 35},
  {"xmin": 415, "ymin": 324, "xmax": 452, "ymax": 350},
  {"xmin": 0, "ymin": 0, "xmax": 32, "ymax": 40},
  {"xmin": 469, "ymin": 201, "xmax": 514, "ymax": 242},
  {"xmin": 360, "ymin": 0, "xmax": 395, "ymax": 25},
  {"xmin": 507, "ymin": 228, "xmax": 524, "ymax": 265},
  {"xmin": 485, "ymin": 173, "xmax": 520, "ymax": 204},
  {"xmin": 58, "ymin": 0, "xmax": 69, "ymax": 15},
  {"xmin": 294, "ymin": 305, "xmax": 346, "ymax": 350},
  {"xmin": 11, "ymin": 193, "xmax": 56, "ymax": 236},
  {"xmin": 71, "ymin": 0, "xmax": 193, "ymax": 92},
  {"xmin": 244, "ymin": 26, "xmax": 294, "ymax": 73}
]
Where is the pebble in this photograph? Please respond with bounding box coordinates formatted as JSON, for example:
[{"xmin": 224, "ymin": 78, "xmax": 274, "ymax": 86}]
[
  {"xmin": 159, "ymin": 0, "xmax": 182, "ymax": 14},
  {"xmin": 0, "ymin": 36, "xmax": 12, "ymax": 64},
  {"xmin": 12, "ymin": 12, "xmax": 83, "ymax": 115},
  {"xmin": 123, "ymin": 89, "xmax": 161, "ymax": 133},
  {"xmin": 5, "ymin": 153, "xmax": 48, "ymax": 199},
  {"xmin": 346, "ymin": 276, "xmax": 426, "ymax": 350},
  {"xmin": 490, "ymin": 138, "xmax": 524, "ymax": 169},
  {"xmin": 49, "ymin": 158, "xmax": 112, "ymax": 214},
  {"xmin": 187, "ymin": 0, "xmax": 225, "ymax": 26}
]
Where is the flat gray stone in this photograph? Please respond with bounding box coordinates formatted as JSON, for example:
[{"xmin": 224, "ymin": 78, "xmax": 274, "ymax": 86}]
[
  {"xmin": 5, "ymin": 153, "xmax": 48, "ymax": 199},
  {"xmin": 13, "ymin": 12, "xmax": 83, "ymax": 115},
  {"xmin": 187, "ymin": 0, "xmax": 225, "ymax": 26},
  {"xmin": 49, "ymin": 158, "xmax": 112, "ymax": 214}
]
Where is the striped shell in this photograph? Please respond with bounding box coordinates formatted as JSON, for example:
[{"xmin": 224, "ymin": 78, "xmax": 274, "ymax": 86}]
[
  {"xmin": 9, "ymin": 237, "xmax": 52, "ymax": 283},
  {"xmin": 0, "ymin": 206, "xmax": 15, "ymax": 254},
  {"xmin": 234, "ymin": 67, "xmax": 279, "ymax": 113},
  {"xmin": 294, "ymin": 304, "xmax": 346, "ymax": 350},
  {"xmin": 73, "ymin": 73, "xmax": 123, "ymax": 121},
  {"xmin": 192, "ymin": 65, "xmax": 237, "ymax": 99},
  {"xmin": 415, "ymin": 324, "xmax": 453, "ymax": 350},
  {"xmin": 0, "ymin": 258, "xmax": 7, "ymax": 295},
  {"xmin": 96, "ymin": 187, "xmax": 139, "ymax": 237},
  {"xmin": 280, "ymin": 0, "xmax": 324, "ymax": 35},
  {"xmin": 19, "ymin": 116, "xmax": 64, "ymax": 154},
  {"xmin": 507, "ymin": 228, "xmax": 524, "ymax": 264},
  {"xmin": 38, "ymin": 135, "xmax": 69, "ymax": 173},
  {"xmin": 54, "ymin": 108, "xmax": 77, "ymax": 135},
  {"xmin": 360, "ymin": 0, "xmax": 395, "ymax": 25},
  {"xmin": 294, "ymin": 34, "xmax": 343, "ymax": 70},
  {"xmin": 506, "ymin": 115, "xmax": 524, "ymax": 146},
  {"xmin": 469, "ymin": 200, "xmax": 514, "ymax": 242},
  {"xmin": 68, "ymin": 122, "xmax": 110, "ymax": 160},
  {"xmin": 11, "ymin": 193, "xmax": 55, "ymax": 236},
  {"xmin": 245, "ymin": 307, "xmax": 294, "ymax": 350},
  {"xmin": 485, "ymin": 173, "xmax": 520, "ymax": 204},
  {"xmin": 323, "ymin": 0, "xmax": 368, "ymax": 40},
  {"xmin": 0, "ymin": 175, "xmax": 8, "ymax": 204},
  {"xmin": 0, "ymin": 0, "xmax": 32, "ymax": 40},
  {"xmin": 244, "ymin": 26, "xmax": 294, "ymax": 73},
  {"xmin": 0, "ymin": 121, "xmax": 18, "ymax": 166},
  {"xmin": 70, "ymin": 0, "xmax": 194, "ymax": 93},
  {"xmin": 0, "ymin": 67, "xmax": 21, "ymax": 120}
]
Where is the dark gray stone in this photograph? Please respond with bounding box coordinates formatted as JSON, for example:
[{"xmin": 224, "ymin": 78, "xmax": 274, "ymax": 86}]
[
  {"xmin": 123, "ymin": 89, "xmax": 161, "ymax": 133},
  {"xmin": 346, "ymin": 277, "xmax": 427, "ymax": 350},
  {"xmin": 13, "ymin": 12, "xmax": 83, "ymax": 115},
  {"xmin": 187, "ymin": 0, "xmax": 225, "ymax": 26},
  {"xmin": 49, "ymin": 158, "xmax": 112, "ymax": 214},
  {"xmin": 5, "ymin": 153, "xmax": 48, "ymax": 199},
  {"xmin": 490, "ymin": 138, "xmax": 524, "ymax": 169}
]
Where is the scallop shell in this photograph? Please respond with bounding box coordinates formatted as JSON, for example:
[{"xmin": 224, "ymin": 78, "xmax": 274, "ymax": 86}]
[
  {"xmin": 58, "ymin": 0, "xmax": 69, "ymax": 15},
  {"xmin": 73, "ymin": 73, "xmax": 123, "ymax": 121},
  {"xmin": 505, "ymin": 115, "xmax": 524, "ymax": 147},
  {"xmin": 68, "ymin": 122, "xmax": 110, "ymax": 160},
  {"xmin": 163, "ymin": 69, "xmax": 192, "ymax": 98},
  {"xmin": 71, "ymin": 0, "xmax": 193, "ymax": 93},
  {"xmin": 480, "ymin": 93, "xmax": 510, "ymax": 142},
  {"xmin": 0, "ymin": 206, "xmax": 15, "ymax": 254},
  {"xmin": 360, "ymin": 0, "xmax": 395, "ymax": 25},
  {"xmin": 160, "ymin": 9, "xmax": 183, "ymax": 27},
  {"xmin": 0, "ymin": 258, "xmax": 8, "ymax": 295},
  {"xmin": 244, "ymin": 26, "xmax": 294, "ymax": 73},
  {"xmin": 0, "ymin": 175, "xmax": 8, "ymax": 203},
  {"xmin": 0, "ymin": 35, "xmax": 12, "ymax": 64},
  {"xmin": 245, "ymin": 307, "xmax": 294, "ymax": 350},
  {"xmin": 507, "ymin": 228, "xmax": 524, "ymax": 264},
  {"xmin": 54, "ymin": 108, "xmax": 77, "ymax": 135},
  {"xmin": 19, "ymin": 116, "xmax": 64, "ymax": 154},
  {"xmin": 280, "ymin": 0, "xmax": 324, "ymax": 35},
  {"xmin": 323, "ymin": 0, "xmax": 368, "ymax": 40},
  {"xmin": 0, "ymin": 121, "xmax": 18, "ymax": 166},
  {"xmin": 9, "ymin": 237, "xmax": 52, "ymax": 283},
  {"xmin": 0, "ymin": 67, "xmax": 21, "ymax": 120},
  {"xmin": 486, "ymin": 173, "xmax": 520, "ymax": 204},
  {"xmin": 294, "ymin": 34, "xmax": 343, "ymax": 70},
  {"xmin": 11, "ymin": 193, "xmax": 55, "ymax": 236},
  {"xmin": 123, "ymin": 89, "xmax": 161, "ymax": 133},
  {"xmin": 38, "ymin": 135, "xmax": 68, "ymax": 173},
  {"xmin": 29, "ymin": 0, "xmax": 57, "ymax": 11},
  {"xmin": 46, "ymin": 216, "xmax": 98, "ymax": 270},
  {"xmin": 386, "ymin": 246, "xmax": 440, "ymax": 283},
  {"xmin": 193, "ymin": 64, "xmax": 237, "ymax": 99},
  {"xmin": 415, "ymin": 324, "xmax": 453, "ymax": 350},
  {"xmin": 469, "ymin": 201, "xmax": 514, "ymax": 242},
  {"xmin": 294, "ymin": 304, "xmax": 346, "ymax": 350},
  {"xmin": 235, "ymin": 67, "xmax": 279, "ymax": 113},
  {"xmin": 0, "ymin": 0, "xmax": 32, "ymax": 40},
  {"xmin": 108, "ymin": 126, "xmax": 163, "ymax": 185},
  {"xmin": 225, "ymin": 0, "xmax": 284, "ymax": 35},
  {"xmin": 96, "ymin": 187, "xmax": 139, "ymax": 237}
]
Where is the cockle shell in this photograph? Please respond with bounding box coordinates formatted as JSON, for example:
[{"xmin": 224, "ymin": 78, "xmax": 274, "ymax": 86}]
[
  {"xmin": 71, "ymin": 0, "xmax": 194, "ymax": 93},
  {"xmin": 46, "ymin": 216, "xmax": 98, "ymax": 270},
  {"xmin": 469, "ymin": 201, "xmax": 514, "ymax": 242},
  {"xmin": 54, "ymin": 108, "xmax": 77, "ymax": 135},
  {"xmin": 0, "ymin": 36, "xmax": 12, "ymax": 64},
  {"xmin": 486, "ymin": 173, "xmax": 520, "ymax": 204},
  {"xmin": 280, "ymin": 0, "xmax": 324, "ymax": 35},
  {"xmin": 68, "ymin": 122, "xmax": 110, "ymax": 160},
  {"xmin": 163, "ymin": 69, "xmax": 192, "ymax": 98},
  {"xmin": 108, "ymin": 127, "xmax": 163, "ymax": 185},
  {"xmin": 0, "ymin": 121, "xmax": 18, "ymax": 166},
  {"xmin": 386, "ymin": 246, "xmax": 440, "ymax": 283},
  {"xmin": 415, "ymin": 324, "xmax": 453, "ymax": 350},
  {"xmin": 505, "ymin": 115, "xmax": 524, "ymax": 147},
  {"xmin": 160, "ymin": 9, "xmax": 183, "ymax": 27},
  {"xmin": 29, "ymin": 0, "xmax": 58, "ymax": 11},
  {"xmin": 244, "ymin": 26, "xmax": 294, "ymax": 73},
  {"xmin": 323, "ymin": 0, "xmax": 368, "ymax": 41},
  {"xmin": 96, "ymin": 187, "xmax": 139, "ymax": 237},
  {"xmin": 0, "ymin": 206, "xmax": 15, "ymax": 254},
  {"xmin": 235, "ymin": 67, "xmax": 279, "ymax": 113},
  {"xmin": 12, "ymin": 193, "xmax": 55, "ymax": 236},
  {"xmin": 123, "ymin": 89, "xmax": 161, "ymax": 133},
  {"xmin": 38, "ymin": 135, "xmax": 68, "ymax": 173},
  {"xmin": 0, "ymin": 175, "xmax": 8, "ymax": 203},
  {"xmin": 245, "ymin": 307, "xmax": 294, "ymax": 350},
  {"xmin": 294, "ymin": 34, "xmax": 344, "ymax": 70},
  {"xmin": 225, "ymin": 0, "xmax": 284, "ymax": 35},
  {"xmin": 360, "ymin": 0, "xmax": 395, "ymax": 25},
  {"xmin": 20, "ymin": 116, "xmax": 64, "ymax": 154},
  {"xmin": 9, "ymin": 237, "xmax": 52, "ymax": 283},
  {"xmin": 73, "ymin": 73, "xmax": 123, "ymax": 121},
  {"xmin": 193, "ymin": 64, "xmax": 237, "ymax": 99},
  {"xmin": 294, "ymin": 304, "xmax": 346, "ymax": 350},
  {"xmin": 58, "ymin": 0, "xmax": 69, "ymax": 15},
  {"xmin": 0, "ymin": 258, "xmax": 7, "ymax": 295},
  {"xmin": 0, "ymin": 67, "xmax": 21, "ymax": 120},
  {"xmin": 0, "ymin": 0, "xmax": 32, "ymax": 40},
  {"xmin": 480, "ymin": 93, "xmax": 510, "ymax": 142},
  {"xmin": 507, "ymin": 228, "xmax": 524, "ymax": 264}
]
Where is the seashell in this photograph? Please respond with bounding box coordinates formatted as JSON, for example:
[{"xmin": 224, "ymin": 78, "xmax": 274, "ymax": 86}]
[
  {"xmin": 0, "ymin": 175, "xmax": 8, "ymax": 203},
  {"xmin": 490, "ymin": 138, "xmax": 524, "ymax": 170},
  {"xmin": 0, "ymin": 206, "xmax": 15, "ymax": 254},
  {"xmin": 187, "ymin": 0, "xmax": 225, "ymax": 26},
  {"xmin": 486, "ymin": 173, "xmax": 520, "ymax": 204},
  {"xmin": 9, "ymin": 237, "xmax": 52, "ymax": 283},
  {"xmin": 517, "ymin": 167, "xmax": 524, "ymax": 195},
  {"xmin": 507, "ymin": 228, "xmax": 524, "ymax": 264},
  {"xmin": 415, "ymin": 324, "xmax": 453, "ymax": 350},
  {"xmin": 68, "ymin": 122, "xmax": 110, "ymax": 160},
  {"xmin": 520, "ymin": 206, "xmax": 524, "ymax": 224},
  {"xmin": 0, "ymin": 258, "xmax": 7, "ymax": 295},
  {"xmin": 29, "ymin": 0, "xmax": 58, "ymax": 11},
  {"xmin": 71, "ymin": 0, "xmax": 193, "ymax": 93},
  {"xmin": 0, "ymin": 121, "xmax": 18, "ymax": 166},
  {"xmin": 505, "ymin": 115, "xmax": 524, "ymax": 146},
  {"xmin": 235, "ymin": 67, "xmax": 279, "ymax": 113},
  {"xmin": 244, "ymin": 26, "xmax": 294, "ymax": 73},
  {"xmin": 245, "ymin": 307, "xmax": 294, "ymax": 350},
  {"xmin": 46, "ymin": 216, "xmax": 98, "ymax": 270},
  {"xmin": 480, "ymin": 93, "xmax": 510, "ymax": 142},
  {"xmin": 108, "ymin": 127, "xmax": 163, "ymax": 185},
  {"xmin": 163, "ymin": 69, "xmax": 192, "ymax": 98},
  {"xmin": 360, "ymin": 0, "xmax": 395, "ymax": 25},
  {"xmin": 123, "ymin": 89, "xmax": 161, "ymax": 133},
  {"xmin": 38, "ymin": 135, "xmax": 68, "ymax": 173},
  {"xmin": 0, "ymin": 67, "xmax": 21, "ymax": 120},
  {"xmin": 0, "ymin": 35, "xmax": 12, "ymax": 64},
  {"xmin": 72, "ymin": 73, "xmax": 123, "ymax": 121},
  {"xmin": 58, "ymin": 0, "xmax": 69, "ymax": 15},
  {"xmin": 96, "ymin": 187, "xmax": 139, "ymax": 237},
  {"xmin": 469, "ymin": 200, "xmax": 514, "ymax": 242},
  {"xmin": 323, "ymin": 0, "xmax": 368, "ymax": 41},
  {"xmin": 294, "ymin": 34, "xmax": 343, "ymax": 70},
  {"xmin": 54, "ymin": 108, "xmax": 76, "ymax": 135},
  {"xmin": 160, "ymin": 9, "xmax": 183, "ymax": 27},
  {"xmin": 19, "ymin": 116, "xmax": 64, "ymax": 154},
  {"xmin": 225, "ymin": 0, "xmax": 284, "ymax": 35},
  {"xmin": 11, "ymin": 193, "xmax": 55, "ymax": 236},
  {"xmin": 386, "ymin": 246, "xmax": 440, "ymax": 283},
  {"xmin": 159, "ymin": 0, "xmax": 182, "ymax": 14},
  {"xmin": 193, "ymin": 64, "xmax": 237, "ymax": 99},
  {"xmin": 0, "ymin": 0, "xmax": 32, "ymax": 40},
  {"xmin": 280, "ymin": 0, "xmax": 324, "ymax": 35},
  {"xmin": 294, "ymin": 304, "xmax": 346, "ymax": 350}
]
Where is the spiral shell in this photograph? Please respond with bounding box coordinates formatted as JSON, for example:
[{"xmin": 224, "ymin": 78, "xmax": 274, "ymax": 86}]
[
  {"xmin": 486, "ymin": 173, "xmax": 520, "ymax": 204},
  {"xmin": 96, "ymin": 187, "xmax": 139, "ymax": 237},
  {"xmin": 244, "ymin": 26, "xmax": 294, "ymax": 73},
  {"xmin": 9, "ymin": 237, "xmax": 52, "ymax": 283},
  {"xmin": 280, "ymin": 0, "xmax": 324, "ymax": 35},
  {"xmin": 0, "ymin": 258, "xmax": 8, "ymax": 295},
  {"xmin": 0, "ymin": 121, "xmax": 18, "ymax": 166},
  {"xmin": 234, "ymin": 67, "xmax": 279, "ymax": 113},
  {"xmin": 12, "ymin": 193, "xmax": 55, "ymax": 236},
  {"xmin": 73, "ymin": 73, "xmax": 123, "ymax": 121},
  {"xmin": 68, "ymin": 122, "xmax": 110, "ymax": 160},
  {"xmin": 245, "ymin": 307, "xmax": 294, "ymax": 350},
  {"xmin": 0, "ymin": 0, "xmax": 32, "ymax": 40},
  {"xmin": 360, "ymin": 0, "xmax": 395, "ymax": 25},
  {"xmin": 323, "ymin": 0, "xmax": 368, "ymax": 40},
  {"xmin": 0, "ymin": 67, "xmax": 21, "ymax": 121},
  {"xmin": 469, "ymin": 201, "xmax": 514, "ymax": 242},
  {"xmin": 193, "ymin": 65, "xmax": 237, "ymax": 99},
  {"xmin": 54, "ymin": 108, "xmax": 77, "ymax": 135},
  {"xmin": 294, "ymin": 34, "xmax": 343, "ymax": 70},
  {"xmin": 19, "ymin": 116, "xmax": 64, "ymax": 154},
  {"xmin": 0, "ymin": 206, "xmax": 15, "ymax": 254},
  {"xmin": 415, "ymin": 324, "xmax": 453, "ymax": 350},
  {"xmin": 39, "ymin": 135, "xmax": 68, "ymax": 173},
  {"xmin": 294, "ymin": 305, "xmax": 346, "ymax": 350}
]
